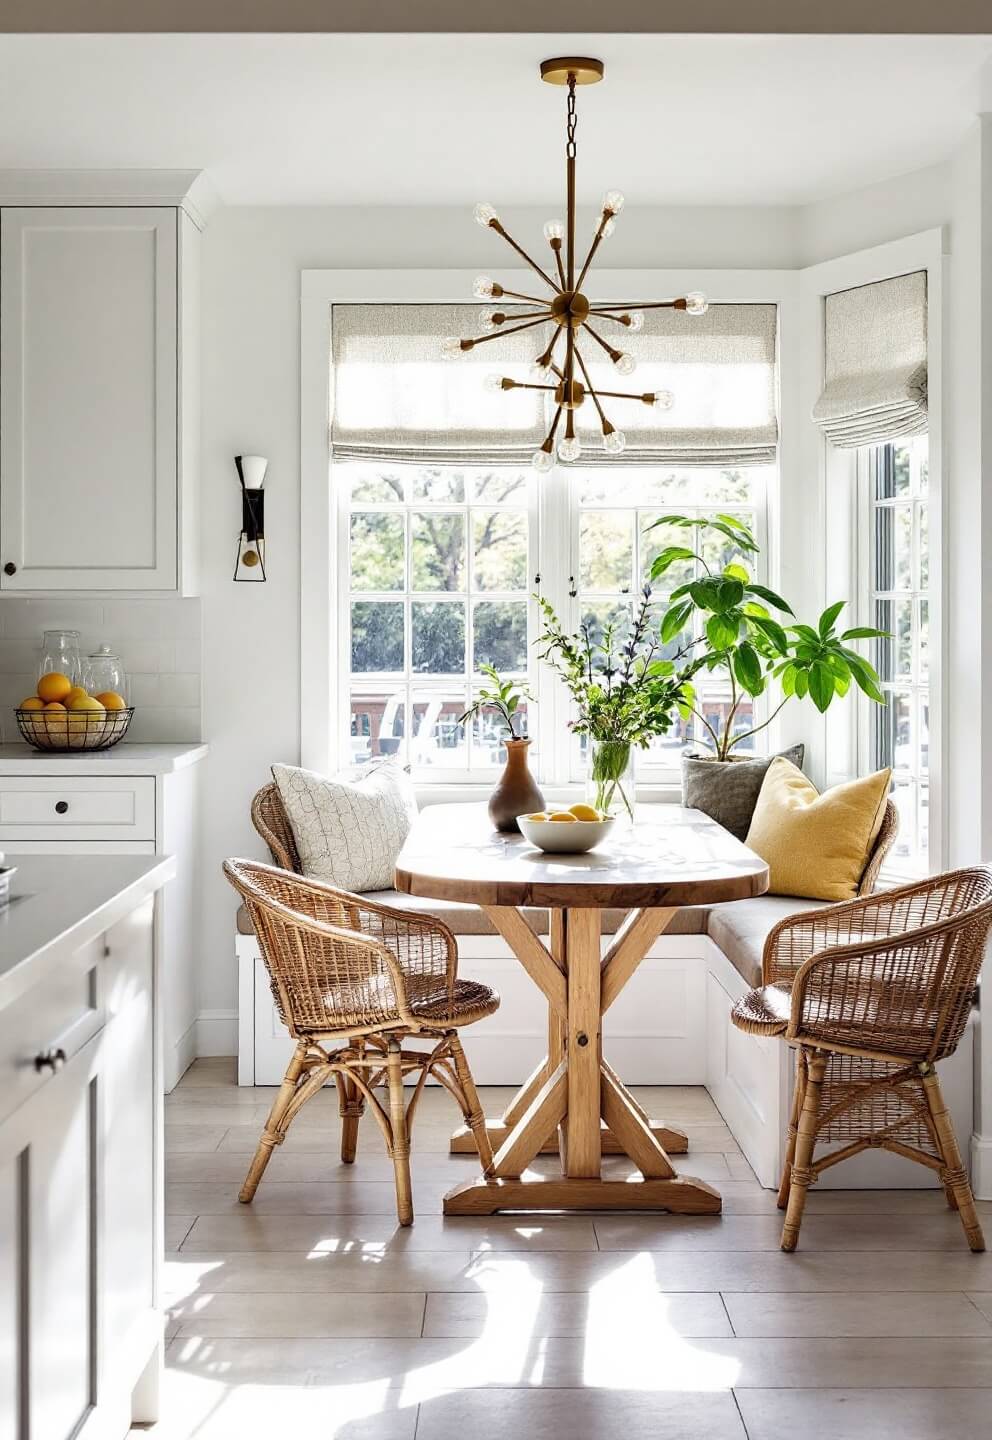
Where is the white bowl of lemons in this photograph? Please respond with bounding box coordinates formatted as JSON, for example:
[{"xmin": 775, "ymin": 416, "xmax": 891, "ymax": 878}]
[{"xmin": 517, "ymin": 804, "xmax": 615, "ymax": 855}]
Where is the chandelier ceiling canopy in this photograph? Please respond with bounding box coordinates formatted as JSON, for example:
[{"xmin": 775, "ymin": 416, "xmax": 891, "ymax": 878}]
[{"xmin": 445, "ymin": 56, "xmax": 708, "ymax": 471}]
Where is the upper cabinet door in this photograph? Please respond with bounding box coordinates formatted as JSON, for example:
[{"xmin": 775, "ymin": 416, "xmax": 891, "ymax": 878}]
[{"xmin": 0, "ymin": 207, "xmax": 179, "ymax": 590}]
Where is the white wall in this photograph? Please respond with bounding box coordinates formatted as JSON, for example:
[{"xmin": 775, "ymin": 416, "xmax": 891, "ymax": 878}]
[{"xmin": 196, "ymin": 159, "xmax": 970, "ymax": 1040}]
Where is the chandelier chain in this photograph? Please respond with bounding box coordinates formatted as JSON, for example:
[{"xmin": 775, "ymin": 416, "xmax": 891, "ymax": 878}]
[{"xmin": 566, "ymin": 75, "xmax": 577, "ymax": 161}]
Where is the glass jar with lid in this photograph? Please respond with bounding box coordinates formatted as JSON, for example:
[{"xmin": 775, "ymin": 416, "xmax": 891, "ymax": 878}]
[
  {"xmin": 39, "ymin": 629, "xmax": 83, "ymax": 686},
  {"xmin": 84, "ymin": 645, "xmax": 128, "ymax": 702}
]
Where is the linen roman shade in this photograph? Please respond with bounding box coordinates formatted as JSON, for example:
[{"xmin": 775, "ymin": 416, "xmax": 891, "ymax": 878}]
[
  {"xmin": 812, "ymin": 271, "xmax": 928, "ymax": 449},
  {"xmin": 331, "ymin": 301, "xmax": 778, "ymax": 467}
]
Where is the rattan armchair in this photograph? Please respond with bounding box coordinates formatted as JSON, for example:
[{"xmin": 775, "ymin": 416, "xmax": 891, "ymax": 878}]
[
  {"xmin": 224, "ymin": 856, "xmax": 498, "ymax": 1225},
  {"xmin": 732, "ymin": 867, "xmax": 992, "ymax": 1252}
]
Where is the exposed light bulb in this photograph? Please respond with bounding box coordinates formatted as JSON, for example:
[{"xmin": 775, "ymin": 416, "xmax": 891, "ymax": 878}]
[
  {"xmin": 601, "ymin": 217, "xmax": 616, "ymax": 239},
  {"xmin": 473, "ymin": 275, "xmax": 496, "ymax": 299},
  {"xmin": 626, "ymin": 311, "xmax": 645, "ymax": 332},
  {"xmin": 543, "ymin": 219, "xmax": 565, "ymax": 242},
  {"xmin": 441, "ymin": 336, "xmax": 467, "ymax": 360},
  {"xmin": 531, "ymin": 448, "xmax": 555, "ymax": 473},
  {"xmin": 530, "ymin": 357, "xmax": 553, "ymax": 381},
  {"xmin": 478, "ymin": 307, "xmax": 500, "ymax": 333},
  {"xmin": 602, "ymin": 189, "xmax": 626, "ymax": 214},
  {"xmin": 649, "ymin": 389, "xmax": 675, "ymax": 410},
  {"xmin": 557, "ymin": 436, "xmax": 582, "ymax": 463},
  {"xmin": 602, "ymin": 429, "xmax": 627, "ymax": 455},
  {"xmin": 613, "ymin": 352, "xmax": 636, "ymax": 377},
  {"xmin": 474, "ymin": 202, "xmax": 499, "ymax": 227},
  {"xmin": 685, "ymin": 291, "xmax": 709, "ymax": 316},
  {"xmin": 484, "ymin": 372, "xmax": 507, "ymax": 393}
]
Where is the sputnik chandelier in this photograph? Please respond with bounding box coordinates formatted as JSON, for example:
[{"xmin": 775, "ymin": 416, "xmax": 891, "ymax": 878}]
[{"xmin": 443, "ymin": 56, "xmax": 708, "ymax": 471}]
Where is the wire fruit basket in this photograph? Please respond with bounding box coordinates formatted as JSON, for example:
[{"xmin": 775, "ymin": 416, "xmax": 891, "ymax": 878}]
[{"xmin": 16, "ymin": 706, "xmax": 135, "ymax": 753}]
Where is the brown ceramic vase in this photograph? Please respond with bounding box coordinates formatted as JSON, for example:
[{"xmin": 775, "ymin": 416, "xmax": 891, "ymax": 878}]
[{"xmin": 488, "ymin": 737, "xmax": 545, "ymax": 833}]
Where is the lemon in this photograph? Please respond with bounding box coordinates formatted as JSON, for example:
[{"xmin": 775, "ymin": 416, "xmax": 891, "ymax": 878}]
[
  {"xmin": 568, "ymin": 803, "xmax": 602, "ymax": 821},
  {"xmin": 95, "ymin": 691, "xmax": 127, "ymax": 711},
  {"xmin": 64, "ymin": 686, "xmax": 90, "ymax": 708},
  {"xmin": 526, "ymin": 812, "xmax": 549, "ymax": 822},
  {"xmin": 20, "ymin": 696, "xmax": 44, "ymax": 711},
  {"xmin": 549, "ymin": 811, "xmax": 578, "ymax": 823},
  {"xmin": 37, "ymin": 671, "xmax": 73, "ymax": 704}
]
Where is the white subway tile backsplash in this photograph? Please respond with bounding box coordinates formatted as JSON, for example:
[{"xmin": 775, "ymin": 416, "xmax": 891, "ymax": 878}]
[{"xmin": 0, "ymin": 597, "xmax": 201, "ymax": 744}]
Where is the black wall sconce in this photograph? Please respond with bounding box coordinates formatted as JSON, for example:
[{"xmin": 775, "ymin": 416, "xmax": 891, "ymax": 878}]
[{"xmin": 234, "ymin": 455, "xmax": 268, "ymax": 581}]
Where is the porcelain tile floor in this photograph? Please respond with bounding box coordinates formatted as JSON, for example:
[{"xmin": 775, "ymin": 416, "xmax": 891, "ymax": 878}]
[{"xmin": 135, "ymin": 1057, "xmax": 992, "ymax": 1440}]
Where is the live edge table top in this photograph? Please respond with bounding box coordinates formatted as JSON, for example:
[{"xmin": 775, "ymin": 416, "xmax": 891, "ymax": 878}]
[{"xmin": 394, "ymin": 802, "xmax": 769, "ymax": 910}]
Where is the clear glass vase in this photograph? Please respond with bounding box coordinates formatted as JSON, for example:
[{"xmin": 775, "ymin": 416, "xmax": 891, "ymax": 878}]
[
  {"xmin": 587, "ymin": 738, "xmax": 636, "ymax": 821},
  {"xmin": 39, "ymin": 629, "xmax": 83, "ymax": 686}
]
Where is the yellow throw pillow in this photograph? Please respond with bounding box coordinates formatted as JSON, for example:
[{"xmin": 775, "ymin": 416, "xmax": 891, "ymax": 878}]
[{"xmin": 744, "ymin": 758, "xmax": 892, "ymax": 902}]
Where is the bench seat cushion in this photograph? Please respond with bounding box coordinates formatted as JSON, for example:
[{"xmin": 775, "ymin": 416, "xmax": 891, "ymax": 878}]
[
  {"xmin": 706, "ymin": 895, "xmax": 826, "ymax": 989},
  {"xmin": 237, "ymin": 893, "xmax": 712, "ymax": 939}
]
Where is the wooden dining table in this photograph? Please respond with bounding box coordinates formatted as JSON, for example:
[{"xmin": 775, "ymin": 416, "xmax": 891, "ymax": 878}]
[{"xmin": 394, "ymin": 802, "xmax": 769, "ymax": 1216}]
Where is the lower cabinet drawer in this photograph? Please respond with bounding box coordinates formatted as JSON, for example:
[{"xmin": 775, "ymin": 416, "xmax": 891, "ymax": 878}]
[
  {"xmin": 0, "ymin": 934, "xmax": 105, "ymax": 1127},
  {"xmin": 0, "ymin": 775, "xmax": 155, "ymax": 842}
]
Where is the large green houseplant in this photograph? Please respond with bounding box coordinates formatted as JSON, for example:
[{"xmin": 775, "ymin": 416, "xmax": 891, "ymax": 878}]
[{"xmin": 649, "ymin": 512, "xmax": 886, "ymax": 760}]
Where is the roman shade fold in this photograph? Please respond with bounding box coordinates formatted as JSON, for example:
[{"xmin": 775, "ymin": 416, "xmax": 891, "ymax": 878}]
[
  {"xmin": 331, "ymin": 301, "xmax": 779, "ymax": 467},
  {"xmin": 812, "ymin": 271, "xmax": 928, "ymax": 449}
]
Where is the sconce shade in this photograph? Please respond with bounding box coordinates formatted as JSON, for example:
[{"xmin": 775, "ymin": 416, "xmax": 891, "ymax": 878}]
[{"xmin": 235, "ymin": 454, "xmax": 268, "ymax": 489}]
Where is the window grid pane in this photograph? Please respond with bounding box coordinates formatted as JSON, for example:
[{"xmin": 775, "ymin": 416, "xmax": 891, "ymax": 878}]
[
  {"xmin": 346, "ymin": 462, "xmax": 531, "ymax": 773},
  {"xmin": 868, "ymin": 436, "xmax": 929, "ymax": 872}
]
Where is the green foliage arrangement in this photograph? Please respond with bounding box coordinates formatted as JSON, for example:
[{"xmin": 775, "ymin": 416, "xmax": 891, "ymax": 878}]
[
  {"xmin": 649, "ymin": 513, "xmax": 887, "ymax": 761},
  {"xmin": 458, "ymin": 663, "xmax": 534, "ymax": 742},
  {"xmin": 535, "ymin": 588, "xmax": 694, "ymax": 815}
]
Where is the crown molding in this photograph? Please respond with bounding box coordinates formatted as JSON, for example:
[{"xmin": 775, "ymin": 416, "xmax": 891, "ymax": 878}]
[{"xmin": 0, "ymin": 169, "xmax": 221, "ymax": 229}]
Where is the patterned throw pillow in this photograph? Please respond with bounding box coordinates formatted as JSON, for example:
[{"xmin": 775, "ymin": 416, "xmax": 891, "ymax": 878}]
[
  {"xmin": 271, "ymin": 759, "xmax": 418, "ymax": 893},
  {"xmin": 681, "ymin": 744, "xmax": 805, "ymax": 842}
]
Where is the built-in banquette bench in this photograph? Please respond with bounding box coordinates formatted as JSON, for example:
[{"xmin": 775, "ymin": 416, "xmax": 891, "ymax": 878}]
[{"xmin": 234, "ymin": 799, "xmax": 974, "ymax": 1192}]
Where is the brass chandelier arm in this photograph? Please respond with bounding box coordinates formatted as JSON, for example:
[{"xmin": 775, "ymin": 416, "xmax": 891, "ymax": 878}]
[
  {"xmin": 594, "ymin": 387, "xmax": 660, "ymax": 402},
  {"xmin": 573, "ymin": 215, "xmax": 611, "ymax": 298},
  {"xmin": 499, "ymin": 287, "xmax": 550, "ymax": 304},
  {"xmin": 461, "ymin": 317, "xmax": 552, "ymax": 349},
  {"xmin": 488, "ymin": 310, "xmax": 553, "ymax": 323},
  {"xmin": 488, "ymin": 220, "xmax": 559, "ymax": 291},
  {"xmin": 581, "ymin": 321, "xmax": 621, "ymax": 360},
  {"xmin": 574, "ymin": 345, "xmax": 611, "ymax": 429},
  {"xmin": 588, "ymin": 308, "xmax": 637, "ymax": 324},
  {"xmin": 594, "ymin": 299, "xmax": 684, "ymax": 313},
  {"xmin": 552, "ymin": 243, "xmax": 567, "ymax": 290}
]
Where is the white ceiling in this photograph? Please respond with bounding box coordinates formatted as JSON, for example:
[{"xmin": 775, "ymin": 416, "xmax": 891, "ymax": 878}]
[{"xmin": 0, "ymin": 33, "xmax": 989, "ymax": 207}]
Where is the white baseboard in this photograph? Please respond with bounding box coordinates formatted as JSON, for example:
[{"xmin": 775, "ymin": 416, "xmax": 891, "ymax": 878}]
[
  {"xmin": 971, "ymin": 1134, "xmax": 992, "ymax": 1201},
  {"xmin": 195, "ymin": 1009, "xmax": 238, "ymax": 1057}
]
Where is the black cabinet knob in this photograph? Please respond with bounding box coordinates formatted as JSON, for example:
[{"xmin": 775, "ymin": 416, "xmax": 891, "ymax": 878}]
[
  {"xmin": 35, "ymin": 1047, "xmax": 67, "ymax": 1074},
  {"xmin": 55, "ymin": 800, "xmax": 69, "ymax": 815},
  {"xmin": 4, "ymin": 562, "xmax": 16, "ymax": 576}
]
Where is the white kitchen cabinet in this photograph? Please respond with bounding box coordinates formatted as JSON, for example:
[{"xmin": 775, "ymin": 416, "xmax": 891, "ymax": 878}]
[
  {"xmin": 0, "ymin": 742, "xmax": 207, "ymax": 1090},
  {"xmin": 0, "ymin": 201, "xmax": 200, "ymax": 595},
  {"xmin": 0, "ymin": 858, "xmax": 169, "ymax": 1440}
]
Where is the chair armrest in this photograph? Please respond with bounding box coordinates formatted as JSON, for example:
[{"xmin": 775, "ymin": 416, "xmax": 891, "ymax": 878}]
[
  {"xmin": 246, "ymin": 884, "xmax": 415, "ymax": 1017},
  {"xmin": 762, "ymin": 880, "xmax": 944, "ymax": 987},
  {"xmin": 785, "ymin": 918, "xmax": 974, "ymax": 1058}
]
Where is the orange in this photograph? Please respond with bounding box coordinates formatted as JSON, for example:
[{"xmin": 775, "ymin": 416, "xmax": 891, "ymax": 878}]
[
  {"xmin": 43, "ymin": 701, "xmax": 67, "ymax": 712},
  {"xmin": 64, "ymin": 686, "xmax": 89, "ymax": 707},
  {"xmin": 20, "ymin": 696, "xmax": 44, "ymax": 710},
  {"xmin": 95, "ymin": 691, "xmax": 127, "ymax": 710},
  {"xmin": 37, "ymin": 671, "xmax": 73, "ymax": 704}
]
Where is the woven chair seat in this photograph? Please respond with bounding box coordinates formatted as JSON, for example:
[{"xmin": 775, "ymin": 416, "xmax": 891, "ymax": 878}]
[
  {"xmin": 730, "ymin": 983, "xmax": 791, "ymax": 1036},
  {"xmin": 404, "ymin": 975, "xmax": 500, "ymax": 1026}
]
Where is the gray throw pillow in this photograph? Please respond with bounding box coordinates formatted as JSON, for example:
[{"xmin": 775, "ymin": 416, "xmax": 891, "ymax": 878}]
[{"xmin": 681, "ymin": 745, "xmax": 805, "ymax": 842}]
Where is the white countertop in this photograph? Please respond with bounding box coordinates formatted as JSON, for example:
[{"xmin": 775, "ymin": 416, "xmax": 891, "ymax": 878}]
[
  {"xmin": 0, "ymin": 853, "xmax": 176, "ymax": 1003},
  {"xmin": 0, "ymin": 742, "xmax": 208, "ymax": 776}
]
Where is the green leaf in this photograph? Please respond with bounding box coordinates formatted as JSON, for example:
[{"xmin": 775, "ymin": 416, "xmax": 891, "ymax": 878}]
[
  {"xmin": 746, "ymin": 583, "xmax": 795, "ymax": 615},
  {"xmin": 723, "ymin": 562, "xmax": 750, "ymax": 583},
  {"xmin": 706, "ymin": 612, "xmax": 740, "ymax": 651},
  {"xmin": 660, "ymin": 600, "xmax": 693, "ymax": 644},
  {"xmin": 808, "ymin": 660, "xmax": 835, "ymax": 712},
  {"xmin": 849, "ymin": 666, "xmax": 886, "ymax": 704},
  {"xmin": 788, "ymin": 623, "xmax": 821, "ymax": 645},
  {"xmin": 841, "ymin": 626, "xmax": 888, "ymax": 641},
  {"xmin": 714, "ymin": 577, "xmax": 745, "ymax": 612},
  {"xmin": 689, "ymin": 578, "xmax": 724, "ymax": 612},
  {"xmin": 780, "ymin": 664, "xmax": 797, "ymax": 698},
  {"xmin": 748, "ymin": 614, "xmax": 789, "ymax": 655},
  {"xmin": 649, "ymin": 545, "xmax": 698, "ymax": 579},
  {"xmin": 733, "ymin": 641, "xmax": 764, "ymax": 696},
  {"xmin": 794, "ymin": 668, "xmax": 809, "ymax": 699},
  {"xmin": 818, "ymin": 600, "xmax": 846, "ymax": 638}
]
